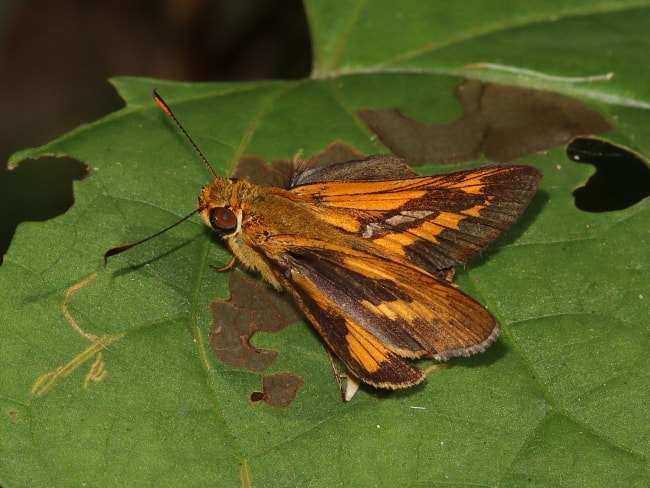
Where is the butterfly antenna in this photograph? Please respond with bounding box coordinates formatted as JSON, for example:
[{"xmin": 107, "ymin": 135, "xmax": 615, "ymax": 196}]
[
  {"xmin": 152, "ymin": 89, "xmax": 219, "ymax": 180},
  {"xmin": 104, "ymin": 208, "xmax": 200, "ymax": 265}
]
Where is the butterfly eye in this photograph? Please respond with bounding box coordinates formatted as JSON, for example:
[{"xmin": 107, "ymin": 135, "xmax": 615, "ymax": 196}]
[{"xmin": 209, "ymin": 207, "xmax": 237, "ymax": 231}]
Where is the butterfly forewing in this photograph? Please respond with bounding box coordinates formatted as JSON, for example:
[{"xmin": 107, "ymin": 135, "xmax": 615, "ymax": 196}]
[{"xmin": 290, "ymin": 164, "xmax": 541, "ymax": 272}]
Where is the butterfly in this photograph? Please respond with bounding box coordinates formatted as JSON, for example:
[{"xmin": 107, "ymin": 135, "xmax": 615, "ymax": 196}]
[{"xmin": 107, "ymin": 90, "xmax": 542, "ymax": 393}]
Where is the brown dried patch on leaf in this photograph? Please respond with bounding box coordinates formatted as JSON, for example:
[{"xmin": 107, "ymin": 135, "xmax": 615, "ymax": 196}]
[
  {"xmin": 231, "ymin": 155, "xmax": 289, "ymax": 188},
  {"xmin": 249, "ymin": 372, "xmax": 304, "ymax": 408},
  {"xmin": 208, "ymin": 272, "xmax": 302, "ymax": 372},
  {"xmin": 231, "ymin": 141, "xmax": 365, "ymax": 188},
  {"xmin": 358, "ymin": 79, "xmax": 611, "ymax": 165},
  {"xmin": 306, "ymin": 141, "xmax": 365, "ymax": 168}
]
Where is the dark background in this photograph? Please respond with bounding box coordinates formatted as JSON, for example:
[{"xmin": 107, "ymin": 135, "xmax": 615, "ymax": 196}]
[{"xmin": 0, "ymin": 0, "xmax": 312, "ymax": 165}]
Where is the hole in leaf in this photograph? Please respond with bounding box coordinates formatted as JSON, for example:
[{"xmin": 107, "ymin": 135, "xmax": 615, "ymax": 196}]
[
  {"xmin": 249, "ymin": 391, "xmax": 265, "ymax": 403},
  {"xmin": 568, "ymin": 137, "xmax": 650, "ymax": 212},
  {"xmin": 0, "ymin": 156, "xmax": 88, "ymax": 265}
]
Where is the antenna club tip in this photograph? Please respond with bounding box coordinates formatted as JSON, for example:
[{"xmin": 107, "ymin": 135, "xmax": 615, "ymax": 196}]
[
  {"xmin": 103, "ymin": 244, "xmax": 131, "ymax": 265},
  {"xmin": 103, "ymin": 249, "xmax": 115, "ymax": 267},
  {"xmin": 153, "ymin": 92, "xmax": 171, "ymax": 115}
]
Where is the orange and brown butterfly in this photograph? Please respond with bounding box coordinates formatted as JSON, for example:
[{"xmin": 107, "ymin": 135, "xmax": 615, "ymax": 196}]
[{"xmin": 106, "ymin": 90, "xmax": 542, "ymax": 393}]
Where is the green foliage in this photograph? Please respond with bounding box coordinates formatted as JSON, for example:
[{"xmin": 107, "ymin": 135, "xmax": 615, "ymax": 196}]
[{"xmin": 2, "ymin": 1, "xmax": 649, "ymax": 486}]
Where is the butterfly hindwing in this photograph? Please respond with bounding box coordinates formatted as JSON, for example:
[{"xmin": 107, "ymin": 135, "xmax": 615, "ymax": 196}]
[
  {"xmin": 272, "ymin": 240, "xmax": 499, "ymax": 388},
  {"xmin": 292, "ymin": 154, "xmax": 419, "ymax": 186}
]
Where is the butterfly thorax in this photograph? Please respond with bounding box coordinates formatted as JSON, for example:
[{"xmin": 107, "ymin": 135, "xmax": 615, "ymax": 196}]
[
  {"xmin": 198, "ymin": 177, "xmax": 407, "ymax": 289},
  {"xmin": 198, "ymin": 177, "xmax": 338, "ymax": 289}
]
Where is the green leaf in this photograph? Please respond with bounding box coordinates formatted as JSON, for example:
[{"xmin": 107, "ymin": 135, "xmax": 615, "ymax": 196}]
[{"xmin": 2, "ymin": 1, "xmax": 649, "ymax": 486}]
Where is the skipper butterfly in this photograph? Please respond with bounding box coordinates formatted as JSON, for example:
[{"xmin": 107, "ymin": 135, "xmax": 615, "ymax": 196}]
[{"xmin": 107, "ymin": 90, "xmax": 541, "ymax": 393}]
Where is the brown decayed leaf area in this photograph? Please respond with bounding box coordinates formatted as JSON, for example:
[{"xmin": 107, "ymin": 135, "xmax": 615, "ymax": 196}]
[
  {"xmin": 231, "ymin": 141, "xmax": 365, "ymax": 187},
  {"xmin": 249, "ymin": 372, "xmax": 305, "ymax": 408},
  {"xmin": 208, "ymin": 272, "xmax": 301, "ymax": 372},
  {"xmin": 358, "ymin": 79, "xmax": 611, "ymax": 165}
]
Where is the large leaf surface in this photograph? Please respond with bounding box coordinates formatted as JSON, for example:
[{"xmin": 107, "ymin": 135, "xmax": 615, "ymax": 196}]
[{"xmin": 2, "ymin": 1, "xmax": 649, "ymax": 486}]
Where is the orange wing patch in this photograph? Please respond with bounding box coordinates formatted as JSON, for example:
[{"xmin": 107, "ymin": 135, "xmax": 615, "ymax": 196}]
[
  {"xmin": 345, "ymin": 319, "xmax": 393, "ymax": 374},
  {"xmin": 293, "ymin": 179, "xmax": 429, "ymax": 210}
]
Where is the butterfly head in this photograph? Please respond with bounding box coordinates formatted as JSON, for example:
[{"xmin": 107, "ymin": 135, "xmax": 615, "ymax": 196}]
[{"xmin": 198, "ymin": 177, "xmax": 244, "ymax": 237}]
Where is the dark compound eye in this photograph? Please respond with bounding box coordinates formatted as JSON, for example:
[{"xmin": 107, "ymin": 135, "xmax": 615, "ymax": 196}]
[{"xmin": 209, "ymin": 207, "xmax": 237, "ymax": 230}]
